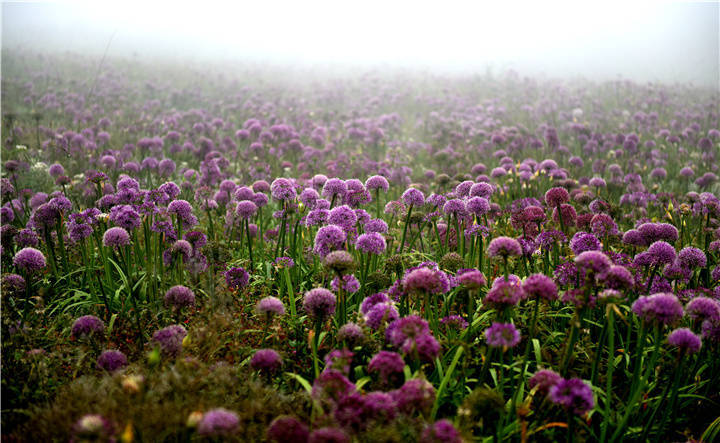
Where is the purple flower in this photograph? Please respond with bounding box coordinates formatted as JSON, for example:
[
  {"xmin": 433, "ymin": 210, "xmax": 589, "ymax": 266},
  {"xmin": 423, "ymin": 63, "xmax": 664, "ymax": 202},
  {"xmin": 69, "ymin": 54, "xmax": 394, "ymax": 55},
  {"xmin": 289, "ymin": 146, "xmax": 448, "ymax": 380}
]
[
  {"xmin": 440, "ymin": 315, "xmax": 469, "ymax": 330},
  {"xmin": 71, "ymin": 315, "xmax": 105, "ymax": 338},
  {"xmin": 324, "ymin": 250, "xmax": 355, "ymax": 274},
  {"xmin": 197, "ymin": 408, "xmax": 240, "ymax": 436},
  {"xmin": 487, "ymin": 236, "xmax": 522, "ymax": 258},
  {"xmin": 685, "ymin": 297, "xmax": 720, "ymax": 323},
  {"xmin": 549, "ymin": 378, "xmax": 594, "ymax": 415},
  {"xmin": 632, "ymin": 293, "xmax": 684, "ymax": 326},
  {"xmin": 484, "ymin": 278, "xmax": 525, "ymax": 308},
  {"xmin": 313, "ymin": 224, "xmax": 347, "ymax": 257},
  {"xmin": 164, "ymin": 285, "xmax": 195, "ymax": 309},
  {"xmin": 337, "ymin": 322, "xmax": 365, "ymax": 346},
  {"xmin": 403, "ymin": 267, "xmax": 450, "ymax": 295},
  {"xmin": 677, "ymin": 247, "xmax": 707, "ymax": 269},
  {"xmin": 466, "ymin": 196, "xmax": 491, "ymax": 216},
  {"xmin": 401, "ymin": 188, "xmax": 425, "ymax": 206},
  {"xmin": 421, "ymin": 419, "xmax": 462, "ymax": 443},
  {"xmin": 600, "ymin": 265, "xmax": 635, "ymax": 290},
  {"xmin": 322, "ymin": 178, "xmax": 348, "ymax": 201},
  {"xmin": 667, "ymin": 328, "xmax": 702, "ymax": 354},
  {"xmin": 303, "ymin": 288, "xmax": 337, "ymax": 322},
  {"xmin": 312, "ymin": 369, "xmax": 356, "ymax": 405},
  {"xmin": 331, "ymin": 274, "xmax": 360, "ymax": 293},
  {"xmin": 401, "ymin": 332, "xmax": 441, "ymax": 362},
  {"xmin": 364, "ymin": 218, "xmax": 388, "ymax": 233},
  {"xmin": 355, "ymin": 232, "xmax": 386, "ymax": 255},
  {"xmin": 570, "ymin": 232, "xmax": 602, "ymax": 255},
  {"xmin": 102, "ymin": 227, "xmax": 130, "ymax": 249},
  {"xmin": 109, "ymin": 204, "xmax": 141, "ymax": 230},
  {"xmin": 368, "ymin": 351, "xmax": 405, "ymax": 386},
  {"xmin": 271, "ymin": 178, "xmax": 297, "ymax": 201},
  {"xmin": 545, "ymin": 187, "xmax": 570, "ymax": 207},
  {"xmin": 96, "ymin": 350, "xmax": 128, "ymax": 372},
  {"xmin": 574, "ymin": 251, "xmax": 612, "ymax": 275},
  {"xmin": 12, "ymin": 247, "xmax": 46, "ymax": 273},
  {"xmin": 391, "ymin": 378, "xmax": 435, "ymax": 416},
  {"xmin": 529, "ymin": 369, "xmax": 562, "ymax": 396},
  {"xmin": 151, "ymin": 324, "xmax": 187, "ymax": 357},
  {"xmin": 256, "ymin": 296, "xmax": 285, "ymax": 318},
  {"xmin": 364, "ymin": 302, "xmax": 399, "ymax": 330},
  {"xmin": 224, "ymin": 266, "xmax": 249, "ymax": 290},
  {"xmin": 235, "ymin": 200, "xmax": 258, "ymax": 219},
  {"xmin": 308, "ymin": 427, "xmax": 349, "ymax": 443},
  {"xmin": 443, "ymin": 199, "xmax": 467, "ymax": 217},
  {"xmin": 456, "ymin": 269, "xmax": 487, "ymax": 289},
  {"xmin": 522, "ymin": 273, "xmax": 558, "ymax": 301},
  {"xmin": 251, "ymin": 349, "xmax": 283, "ymax": 373},
  {"xmin": 328, "ymin": 205, "xmax": 358, "ymax": 232},
  {"xmin": 365, "ymin": 175, "xmax": 389, "ymax": 192},
  {"xmin": 646, "ymin": 241, "xmax": 677, "ymax": 266},
  {"xmin": 15, "ymin": 228, "xmax": 39, "ymax": 248},
  {"xmin": 267, "ymin": 416, "xmax": 309, "ymax": 443},
  {"xmin": 485, "ymin": 322, "xmax": 521, "ymax": 348},
  {"xmin": 386, "ymin": 315, "xmax": 430, "ymax": 347}
]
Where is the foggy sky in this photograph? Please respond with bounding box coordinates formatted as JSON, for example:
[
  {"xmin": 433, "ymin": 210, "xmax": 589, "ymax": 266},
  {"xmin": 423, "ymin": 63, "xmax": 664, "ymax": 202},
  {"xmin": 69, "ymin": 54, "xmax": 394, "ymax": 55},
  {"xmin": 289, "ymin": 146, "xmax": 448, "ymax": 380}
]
[{"xmin": 2, "ymin": 0, "xmax": 719, "ymax": 88}]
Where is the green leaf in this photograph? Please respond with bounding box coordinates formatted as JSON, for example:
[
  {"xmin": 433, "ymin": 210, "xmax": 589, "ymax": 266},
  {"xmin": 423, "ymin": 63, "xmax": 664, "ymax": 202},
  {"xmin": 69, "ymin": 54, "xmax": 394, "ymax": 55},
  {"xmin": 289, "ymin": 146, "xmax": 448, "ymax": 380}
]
[
  {"xmin": 431, "ymin": 345, "xmax": 464, "ymax": 420},
  {"xmin": 286, "ymin": 372, "xmax": 313, "ymax": 395}
]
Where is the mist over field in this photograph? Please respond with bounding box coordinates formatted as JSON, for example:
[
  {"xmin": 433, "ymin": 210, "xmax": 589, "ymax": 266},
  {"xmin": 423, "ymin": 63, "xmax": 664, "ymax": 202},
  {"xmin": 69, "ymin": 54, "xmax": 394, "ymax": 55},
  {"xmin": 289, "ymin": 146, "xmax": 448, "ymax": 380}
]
[
  {"xmin": 2, "ymin": 2, "xmax": 720, "ymax": 443},
  {"xmin": 3, "ymin": 0, "xmax": 719, "ymax": 88}
]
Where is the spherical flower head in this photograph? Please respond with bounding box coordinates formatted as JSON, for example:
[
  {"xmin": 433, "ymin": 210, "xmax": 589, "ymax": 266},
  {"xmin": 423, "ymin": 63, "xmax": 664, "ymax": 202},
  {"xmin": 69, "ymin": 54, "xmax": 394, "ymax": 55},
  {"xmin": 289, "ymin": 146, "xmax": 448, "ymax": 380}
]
[
  {"xmin": 224, "ymin": 266, "xmax": 249, "ymax": 290},
  {"xmin": 600, "ymin": 265, "xmax": 634, "ymax": 290},
  {"xmin": 303, "ymin": 288, "xmax": 337, "ymax": 322},
  {"xmin": 677, "ymin": 247, "xmax": 707, "ymax": 269},
  {"xmin": 421, "ymin": 419, "xmax": 462, "ymax": 443},
  {"xmin": 401, "ymin": 188, "xmax": 425, "ymax": 207},
  {"xmin": 647, "ymin": 241, "xmax": 677, "ymax": 266},
  {"xmin": 667, "ymin": 328, "xmax": 702, "ymax": 354},
  {"xmin": 235, "ymin": 200, "xmax": 258, "ymax": 219},
  {"xmin": 256, "ymin": 296, "xmax": 285, "ymax": 318},
  {"xmin": 313, "ymin": 224, "xmax": 347, "ymax": 257},
  {"xmin": 1, "ymin": 274, "xmax": 26, "ymax": 295},
  {"xmin": 574, "ymin": 251, "xmax": 612, "ymax": 275},
  {"xmin": 331, "ymin": 274, "xmax": 361, "ymax": 294},
  {"xmin": 96, "ymin": 349, "xmax": 128, "ymax": 372},
  {"xmin": 529, "ymin": 369, "xmax": 562, "ymax": 396},
  {"xmin": 466, "ymin": 196, "xmax": 491, "ymax": 216},
  {"xmin": 440, "ymin": 315, "xmax": 469, "ymax": 331},
  {"xmin": 549, "ymin": 378, "xmax": 594, "ymax": 415},
  {"xmin": 365, "ymin": 175, "xmax": 389, "ymax": 192},
  {"xmin": 522, "ymin": 273, "xmax": 558, "ymax": 301},
  {"xmin": 685, "ymin": 297, "xmax": 720, "ymax": 323},
  {"xmin": 323, "ymin": 250, "xmax": 355, "ymax": 274},
  {"xmin": 391, "ymin": 378, "xmax": 436, "ymax": 415},
  {"xmin": 701, "ymin": 318, "xmax": 720, "ymax": 343},
  {"xmin": 72, "ymin": 414, "xmax": 115, "ymax": 441},
  {"xmin": 299, "ymin": 187, "xmax": 320, "ymax": 209},
  {"xmin": 321, "ymin": 178, "xmax": 348, "ymax": 201},
  {"xmin": 368, "ymin": 351, "xmax": 405, "ymax": 385},
  {"xmin": 552, "ymin": 204, "xmax": 577, "ymax": 227},
  {"xmin": 632, "ymin": 293, "xmax": 684, "ymax": 326},
  {"xmin": 312, "ymin": 369, "xmax": 356, "ymax": 406},
  {"xmin": 337, "ymin": 322, "xmax": 365, "ymax": 346},
  {"xmin": 12, "ymin": 247, "xmax": 46, "ymax": 273},
  {"xmin": 109, "ymin": 204, "xmax": 141, "ymax": 230},
  {"xmin": 457, "ymin": 269, "xmax": 487, "ymax": 290},
  {"xmin": 363, "ymin": 301, "xmax": 398, "ymax": 330},
  {"xmin": 570, "ymin": 232, "xmax": 602, "ymax": 255},
  {"xmin": 71, "ymin": 315, "xmax": 105, "ymax": 338},
  {"xmin": 485, "ymin": 322, "xmax": 521, "ymax": 348},
  {"xmin": 355, "ymin": 232, "xmax": 387, "ymax": 255},
  {"xmin": 151, "ymin": 324, "xmax": 187, "ymax": 357},
  {"xmin": 308, "ymin": 427, "xmax": 349, "ymax": 443},
  {"xmin": 545, "ymin": 187, "xmax": 570, "ymax": 207},
  {"xmin": 251, "ymin": 349, "xmax": 283, "ymax": 373},
  {"xmin": 487, "ymin": 236, "xmax": 522, "ymax": 258},
  {"xmin": 360, "ymin": 292, "xmax": 391, "ymax": 314},
  {"xmin": 399, "ymin": 332, "xmax": 441, "ymax": 362},
  {"xmin": 328, "ymin": 205, "xmax": 358, "ymax": 232},
  {"xmin": 15, "ymin": 228, "xmax": 39, "ymax": 248},
  {"xmin": 267, "ymin": 416, "xmax": 309, "ymax": 443},
  {"xmin": 443, "ymin": 199, "xmax": 467, "ymax": 217},
  {"xmin": 364, "ymin": 218, "xmax": 388, "ymax": 234},
  {"xmin": 103, "ymin": 227, "xmax": 130, "ymax": 248},
  {"xmin": 197, "ymin": 408, "xmax": 240, "ymax": 436},
  {"xmin": 271, "ymin": 178, "xmax": 297, "ymax": 201},
  {"xmin": 163, "ymin": 285, "xmax": 195, "ymax": 310},
  {"xmin": 484, "ymin": 279, "xmax": 525, "ymax": 308},
  {"xmin": 403, "ymin": 267, "xmax": 450, "ymax": 295}
]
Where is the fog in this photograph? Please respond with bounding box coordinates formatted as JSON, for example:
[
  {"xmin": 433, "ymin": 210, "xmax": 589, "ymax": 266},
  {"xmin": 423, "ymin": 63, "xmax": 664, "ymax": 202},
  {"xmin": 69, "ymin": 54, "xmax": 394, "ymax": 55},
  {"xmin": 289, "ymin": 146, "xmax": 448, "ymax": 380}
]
[{"xmin": 2, "ymin": 0, "xmax": 719, "ymax": 88}]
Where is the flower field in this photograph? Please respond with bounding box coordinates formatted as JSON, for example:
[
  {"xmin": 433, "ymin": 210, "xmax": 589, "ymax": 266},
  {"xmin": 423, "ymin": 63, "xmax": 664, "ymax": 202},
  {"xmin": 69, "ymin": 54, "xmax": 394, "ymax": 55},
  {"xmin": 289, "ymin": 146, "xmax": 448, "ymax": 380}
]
[{"xmin": 1, "ymin": 50, "xmax": 719, "ymax": 442}]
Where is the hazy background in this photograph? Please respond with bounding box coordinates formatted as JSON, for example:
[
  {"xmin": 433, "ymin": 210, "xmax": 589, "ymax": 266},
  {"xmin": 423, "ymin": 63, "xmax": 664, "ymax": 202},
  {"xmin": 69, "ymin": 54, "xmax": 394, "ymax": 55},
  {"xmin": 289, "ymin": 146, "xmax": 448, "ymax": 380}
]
[{"xmin": 2, "ymin": 0, "xmax": 719, "ymax": 88}]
